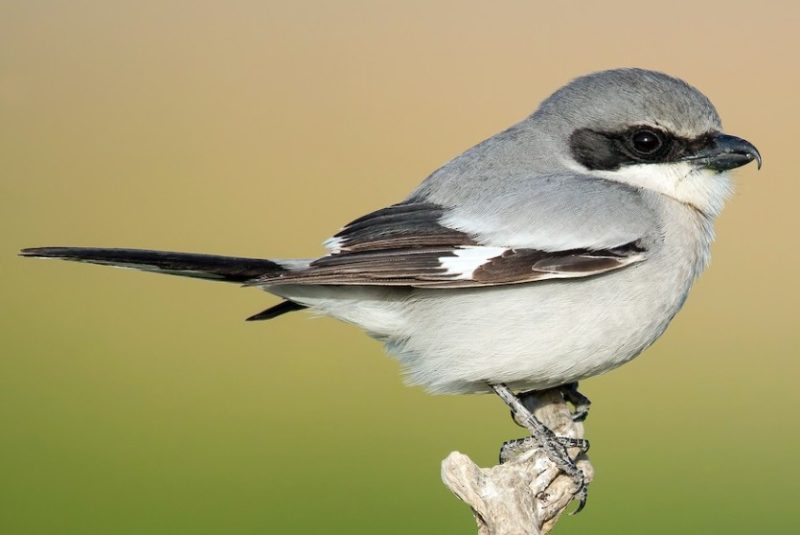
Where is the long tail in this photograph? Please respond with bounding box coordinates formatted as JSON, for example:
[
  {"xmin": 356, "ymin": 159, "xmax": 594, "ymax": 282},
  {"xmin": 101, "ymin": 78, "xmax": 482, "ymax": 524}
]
[
  {"xmin": 20, "ymin": 246, "xmax": 288, "ymax": 282},
  {"xmin": 19, "ymin": 246, "xmax": 306, "ymax": 320}
]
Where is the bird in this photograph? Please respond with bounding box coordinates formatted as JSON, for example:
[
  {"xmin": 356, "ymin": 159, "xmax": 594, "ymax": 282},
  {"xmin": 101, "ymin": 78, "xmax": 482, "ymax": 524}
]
[{"xmin": 20, "ymin": 68, "xmax": 761, "ymax": 510}]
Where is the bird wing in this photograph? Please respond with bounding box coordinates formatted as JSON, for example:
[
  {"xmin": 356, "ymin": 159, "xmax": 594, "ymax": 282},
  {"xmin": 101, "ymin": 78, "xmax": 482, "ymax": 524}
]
[
  {"xmin": 250, "ymin": 200, "xmax": 648, "ymax": 289},
  {"xmin": 414, "ymin": 172, "xmax": 656, "ymax": 251}
]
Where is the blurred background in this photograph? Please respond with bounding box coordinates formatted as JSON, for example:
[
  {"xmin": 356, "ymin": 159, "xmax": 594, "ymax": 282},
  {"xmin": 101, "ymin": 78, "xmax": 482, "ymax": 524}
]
[{"xmin": 2, "ymin": 1, "xmax": 797, "ymax": 533}]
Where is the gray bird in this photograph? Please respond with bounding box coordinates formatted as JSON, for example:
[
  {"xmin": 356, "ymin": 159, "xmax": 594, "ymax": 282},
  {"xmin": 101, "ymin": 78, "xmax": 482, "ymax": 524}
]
[{"xmin": 21, "ymin": 68, "xmax": 761, "ymax": 510}]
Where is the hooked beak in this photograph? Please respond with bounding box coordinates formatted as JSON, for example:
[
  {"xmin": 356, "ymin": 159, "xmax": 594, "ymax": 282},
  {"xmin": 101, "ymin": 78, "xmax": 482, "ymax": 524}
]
[{"xmin": 685, "ymin": 133, "xmax": 762, "ymax": 172}]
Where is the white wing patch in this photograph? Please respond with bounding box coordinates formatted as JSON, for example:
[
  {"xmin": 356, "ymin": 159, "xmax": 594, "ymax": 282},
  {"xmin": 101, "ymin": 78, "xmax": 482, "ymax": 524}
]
[
  {"xmin": 324, "ymin": 236, "xmax": 345, "ymax": 254},
  {"xmin": 438, "ymin": 246, "xmax": 507, "ymax": 279}
]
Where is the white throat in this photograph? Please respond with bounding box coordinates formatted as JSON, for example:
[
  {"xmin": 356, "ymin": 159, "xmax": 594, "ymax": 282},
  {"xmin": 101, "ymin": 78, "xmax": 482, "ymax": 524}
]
[{"xmin": 570, "ymin": 161, "xmax": 732, "ymax": 216}]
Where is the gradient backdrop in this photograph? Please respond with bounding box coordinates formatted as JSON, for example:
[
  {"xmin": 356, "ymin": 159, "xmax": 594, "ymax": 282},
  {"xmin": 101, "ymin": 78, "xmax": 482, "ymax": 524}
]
[{"xmin": 2, "ymin": 2, "xmax": 798, "ymax": 534}]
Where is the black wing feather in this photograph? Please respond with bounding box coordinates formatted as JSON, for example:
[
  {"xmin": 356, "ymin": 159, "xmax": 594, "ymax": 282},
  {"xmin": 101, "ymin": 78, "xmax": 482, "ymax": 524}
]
[
  {"xmin": 250, "ymin": 203, "xmax": 647, "ymax": 288},
  {"xmin": 331, "ymin": 202, "xmax": 475, "ymax": 253}
]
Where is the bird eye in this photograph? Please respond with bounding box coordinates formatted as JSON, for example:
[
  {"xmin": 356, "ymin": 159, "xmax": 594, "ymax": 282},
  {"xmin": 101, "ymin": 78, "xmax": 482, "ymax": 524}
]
[{"xmin": 631, "ymin": 130, "xmax": 663, "ymax": 155}]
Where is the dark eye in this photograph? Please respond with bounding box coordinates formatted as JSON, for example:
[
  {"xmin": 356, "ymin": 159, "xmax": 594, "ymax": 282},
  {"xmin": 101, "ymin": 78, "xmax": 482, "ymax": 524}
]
[{"xmin": 631, "ymin": 130, "xmax": 663, "ymax": 155}]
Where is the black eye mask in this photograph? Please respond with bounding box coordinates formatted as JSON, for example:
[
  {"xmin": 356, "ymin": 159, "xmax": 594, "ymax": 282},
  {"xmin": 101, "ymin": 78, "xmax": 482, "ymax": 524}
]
[{"xmin": 569, "ymin": 126, "xmax": 717, "ymax": 171}]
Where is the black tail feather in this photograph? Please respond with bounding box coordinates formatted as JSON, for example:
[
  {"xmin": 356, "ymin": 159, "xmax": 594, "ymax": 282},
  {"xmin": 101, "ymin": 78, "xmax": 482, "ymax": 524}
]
[
  {"xmin": 245, "ymin": 300, "xmax": 306, "ymax": 321},
  {"xmin": 19, "ymin": 247, "xmax": 286, "ymax": 283}
]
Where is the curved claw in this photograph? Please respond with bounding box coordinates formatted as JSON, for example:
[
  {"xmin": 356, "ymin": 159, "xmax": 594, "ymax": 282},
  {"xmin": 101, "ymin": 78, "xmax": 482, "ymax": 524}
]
[
  {"xmin": 557, "ymin": 453, "xmax": 589, "ymax": 514},
  {"xmin": 571, "ymin": 409, "xmax": 590, "ymax": 422},
  {"xmin": 571, "ymin": 485, "xmax": 588, "ymax": 515}
]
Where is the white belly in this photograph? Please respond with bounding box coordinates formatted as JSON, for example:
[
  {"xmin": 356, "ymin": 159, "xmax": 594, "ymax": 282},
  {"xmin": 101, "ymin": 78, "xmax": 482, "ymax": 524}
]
[{"xmin": 387, "ymin": 262, "xmax": 688, "ymax": 393}]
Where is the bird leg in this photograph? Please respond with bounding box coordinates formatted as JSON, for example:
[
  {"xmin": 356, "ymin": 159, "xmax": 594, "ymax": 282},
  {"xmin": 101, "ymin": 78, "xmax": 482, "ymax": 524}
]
[
  {"xmin": 504, "ymin": 384, "xmax": 592, "ymax": 450},
  {"xmin": 492, "ymin": 384, "xmax": 589, "ymax": 513},
  {"xmin": 556, "ymin": 382, "xmax": 592, "ymax": 422},
  {"xmin": 515, "ymin": 383, "xmax": 592, "ymax": 423}
]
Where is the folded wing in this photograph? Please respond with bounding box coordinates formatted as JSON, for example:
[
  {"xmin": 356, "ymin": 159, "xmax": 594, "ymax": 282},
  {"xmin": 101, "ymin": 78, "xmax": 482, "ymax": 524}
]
[{"xmin": 251, "ymin": 202, "xmax": 647, "ymax": 288}]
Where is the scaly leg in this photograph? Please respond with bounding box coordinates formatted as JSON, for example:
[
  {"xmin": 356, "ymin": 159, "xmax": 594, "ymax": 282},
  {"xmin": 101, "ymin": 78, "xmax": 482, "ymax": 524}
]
[{"xmin": 492, "ymin": 384, "xmax": 589, "ymax": 513}]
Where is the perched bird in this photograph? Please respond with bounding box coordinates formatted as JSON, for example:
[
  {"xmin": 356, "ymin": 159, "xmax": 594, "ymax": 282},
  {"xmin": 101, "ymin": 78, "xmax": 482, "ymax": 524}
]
[{"xmin": 21, "ymin": 68, "xmax": 761, "ymax": 510}]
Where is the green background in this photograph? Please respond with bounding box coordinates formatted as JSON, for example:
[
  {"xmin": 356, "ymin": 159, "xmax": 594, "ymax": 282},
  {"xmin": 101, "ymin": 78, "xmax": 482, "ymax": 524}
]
[{"xmin": 2, "ymin": 1, "xmax": 797, "ymax": 533}]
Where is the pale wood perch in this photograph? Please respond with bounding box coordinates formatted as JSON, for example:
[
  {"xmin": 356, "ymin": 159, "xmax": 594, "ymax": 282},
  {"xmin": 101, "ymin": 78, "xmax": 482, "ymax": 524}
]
[{"xmin": 441, "ymin": 388, "xmax": 593, "ymax": 535}]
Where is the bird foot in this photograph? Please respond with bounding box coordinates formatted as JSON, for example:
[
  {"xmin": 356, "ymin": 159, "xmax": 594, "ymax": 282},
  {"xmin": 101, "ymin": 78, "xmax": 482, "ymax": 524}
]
[
  {"xmin": 557, "ymin": 382, "xmax": 592, "ymax": 422},
  {"xmin": 515, "ymin": 383, "xmax": 592, "ymax": 423},
  {"xmin": 493, "ymin": 384, "xmax": 590, "ymax": 513},
  {"xmin": 500, "ymin": 435, "xmax": 590, "ymax": 464}
]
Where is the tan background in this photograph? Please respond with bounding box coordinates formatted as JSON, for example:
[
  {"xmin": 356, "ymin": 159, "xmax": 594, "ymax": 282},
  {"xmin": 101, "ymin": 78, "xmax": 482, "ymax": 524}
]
[{"xmin": 2, "ymin": 1, "xmax": 797, "ymax": 533}]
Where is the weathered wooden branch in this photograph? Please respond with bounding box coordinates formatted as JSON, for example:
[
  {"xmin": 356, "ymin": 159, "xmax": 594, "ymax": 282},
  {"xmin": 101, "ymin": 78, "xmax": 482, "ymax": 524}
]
[{"xmin": 441, "ymin": 389, "xmax": 593, "ymax": 535}]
